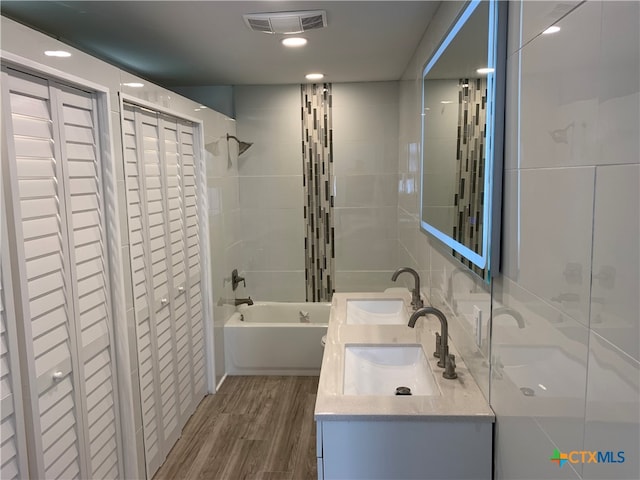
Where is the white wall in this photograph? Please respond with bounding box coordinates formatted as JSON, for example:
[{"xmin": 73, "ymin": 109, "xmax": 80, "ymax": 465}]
[
  {"xmin": 492, "ymin": 2, "xmax": 639, "ymax": 479},
  {"xmin": 1, "ymin": 15, "xmax": 239, "ymax": 478}
]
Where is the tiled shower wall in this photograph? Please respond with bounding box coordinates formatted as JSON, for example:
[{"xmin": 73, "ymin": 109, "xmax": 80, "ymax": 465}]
[
  {"xmin": 492, "ymin": 2, "xmax": 639, "ymax": 479},
  {"xmin": 234, "ymin": 82, "xmax": 399, "ymax": 300},
  {"xmin": 399, "ymin": 3, "xmax": 638, "ymax": 480},
  {"xmin": 234, "ymin": 85, "xmax": 306, "ymax": 301},
  {"xmin": 332, "ymin": 82, "xmax": 400, "ymax": 292}
]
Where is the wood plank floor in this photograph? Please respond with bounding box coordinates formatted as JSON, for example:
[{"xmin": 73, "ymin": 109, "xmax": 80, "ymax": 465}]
[{"xmin": 153, "ymin": 376, "xmax": 318, "ymax": 480}]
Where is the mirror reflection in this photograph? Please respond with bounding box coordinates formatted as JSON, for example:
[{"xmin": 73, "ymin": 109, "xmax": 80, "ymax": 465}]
[{"xmin": 420, "ymin": 0, "xmax": 504, "ymax": 280}]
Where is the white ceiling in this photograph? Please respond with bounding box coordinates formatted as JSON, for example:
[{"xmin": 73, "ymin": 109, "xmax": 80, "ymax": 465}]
[{"xmin": 1, "ymin": 1, "xmax": 442, "ymax": 87}]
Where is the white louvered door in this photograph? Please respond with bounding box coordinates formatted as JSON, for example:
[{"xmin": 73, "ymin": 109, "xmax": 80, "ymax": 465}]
[
  {"xmin": 1, "ymin": 66, "xmax": 122, "ymax": 479},
  {"xmin": 122, "ymin": 106, "xmax": 164, "ymax": 475},
  {"xmin": 123, "ymin": 102, "xmax": 206, "ymax": 479},
  {"xmin": 1, "ymin": 165, "xmax": 30, "ymax": 480},
  {"xmin": 180, "ymin": 122, "xmax": 207, "ymax": 405}
]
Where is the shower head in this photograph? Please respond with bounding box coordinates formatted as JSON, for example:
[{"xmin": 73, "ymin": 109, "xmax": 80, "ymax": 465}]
[{"xmin": 227, "ymin": 134, "xmax": 253, "ymax": 155}]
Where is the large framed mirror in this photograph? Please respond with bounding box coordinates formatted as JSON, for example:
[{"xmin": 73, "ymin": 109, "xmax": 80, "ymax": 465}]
[{"xmin": 420, "ymin": 0, "xmax": 507, "ymax": 282}]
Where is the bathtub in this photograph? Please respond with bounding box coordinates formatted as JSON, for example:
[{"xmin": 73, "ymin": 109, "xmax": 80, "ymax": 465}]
[{"xmin": 224, "ymin": 301, "xmax": 330, "ymax": 375}]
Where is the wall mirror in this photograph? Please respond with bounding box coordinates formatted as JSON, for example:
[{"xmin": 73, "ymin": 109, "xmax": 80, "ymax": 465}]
[{"xmin": 420, "ymin": 0, "xmax": 506, "ymax": 282}]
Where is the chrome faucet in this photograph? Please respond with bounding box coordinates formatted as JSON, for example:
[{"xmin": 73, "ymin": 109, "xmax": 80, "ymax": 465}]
[
  {"xmin": 391, "ymin": 267, "xmax": 423, "ymax": 310},
  {"xmin": 408, "ymin": 307, "xmax": 451, "ymax": 371},
  {"xmin": 493, "ymin": 306, "xmax": 525, "ymax": 328}
]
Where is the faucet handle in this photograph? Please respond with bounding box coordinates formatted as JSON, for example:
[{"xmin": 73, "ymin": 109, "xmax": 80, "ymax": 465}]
[
  {"xmin": 433, "ymin": 332, "xmax": 441, "ymax": 358},
  {"xmin": 443, "ymin": 354, "xmax": 458, "ymax": 380}
]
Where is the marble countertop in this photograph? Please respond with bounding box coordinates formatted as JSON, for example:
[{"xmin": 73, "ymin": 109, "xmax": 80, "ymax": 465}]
[{"xmin": 314, "ymin": 291, "xmax": 495, "ymax": 422}]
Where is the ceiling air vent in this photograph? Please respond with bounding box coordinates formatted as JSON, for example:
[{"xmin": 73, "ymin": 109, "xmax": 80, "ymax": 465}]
[{"xmin": 243, "ymin": 10, "xmax": 327, "ymax": 35}]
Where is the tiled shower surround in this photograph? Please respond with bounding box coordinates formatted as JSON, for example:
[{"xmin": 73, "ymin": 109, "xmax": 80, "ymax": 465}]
[{"xmin": 234, "ymin": 82, "xmax": 399, "ymax": 300}]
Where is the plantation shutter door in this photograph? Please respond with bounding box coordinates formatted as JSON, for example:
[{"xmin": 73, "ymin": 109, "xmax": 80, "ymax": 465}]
[
  {"xmin": 1, "ymin": 67, "xmax": 122, "ymax": 479},
  {"xmin": 162, "ymin": 117, "xmax": 206, "ymax": 423},
  {"xmin": 1, "ymin": 226, "xmax": 30, "ymax": 479},
  {"xmin": 162, "ymin": 116, "xmax": 194, "ymax": 425},
  {"xmin": 180, "ymin": 123, "xmax": 206, "ymax": 401},
  {"xmin": 142, "ymin": 110, "xmax": 181, "ymax": 452},
  {"xmin": 122, "ymin": 105, "xmax": 164, "ymax": 476},
  {"xmin": 123, "ymin": 102, "xmax": 206, "ymax": 478},
  {"xmin": 58, "ymin": 85, "xmax": 122, "ymax": 479},
  {"xmin": 3, "ymin": 68, "xmax": 88, "ymax": 479}
]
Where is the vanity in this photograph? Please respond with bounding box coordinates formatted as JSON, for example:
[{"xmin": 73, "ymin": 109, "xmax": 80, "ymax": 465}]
[{"xmin": 314, "ymin": 291, "xmax": 494, "ymax": 480}]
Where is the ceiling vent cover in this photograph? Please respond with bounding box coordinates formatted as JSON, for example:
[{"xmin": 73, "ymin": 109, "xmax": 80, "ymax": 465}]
[{"xmin": 243, "ymin": 10, "xmax": 327, "ymax": 34}]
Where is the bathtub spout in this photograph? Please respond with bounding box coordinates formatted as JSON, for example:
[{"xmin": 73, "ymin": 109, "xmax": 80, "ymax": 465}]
[{"xmin": 234, "ymin": 297, "xmax": 253, "ymax": 306}]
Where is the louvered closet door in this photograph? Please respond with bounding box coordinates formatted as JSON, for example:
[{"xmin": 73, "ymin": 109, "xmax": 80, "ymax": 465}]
[
  {"xmin": 179, "ymin": 123, "xmax": 206, "ymax": 402},
  {"xmin": 122, "ymin": 105, "xmax": 164, "ymax": 475},
  {"xmin": 123, "ymin": 103, "xmax": 206, "ymax": 478},
  {"xmin": 2, "ymin": 67, "xmax": 122, "ymax": 479},
  {"xmin": 162, "ymin": 117, "xmax": 206, "ymax": 425},
  {"xmin": 1, "ymin": 247, "xmax": 29, "ymax": 479}
]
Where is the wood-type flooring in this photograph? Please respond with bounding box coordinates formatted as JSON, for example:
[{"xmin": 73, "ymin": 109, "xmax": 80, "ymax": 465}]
[{"xmin": 153, "ymin": 376, "xmax": 318, "ymax": 480}]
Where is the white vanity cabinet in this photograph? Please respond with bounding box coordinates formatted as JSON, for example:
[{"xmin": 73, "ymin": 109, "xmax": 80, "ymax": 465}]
[
  {"xmin": 315, "ymin": 292, "xmax": 494, "ymax": 480},
  {"xmin": 316, "ymin": 419, "xmax": 492, "ymax": 480}
]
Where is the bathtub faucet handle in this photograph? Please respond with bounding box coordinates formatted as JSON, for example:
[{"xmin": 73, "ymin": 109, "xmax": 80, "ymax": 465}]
[{"xmin": 231, "ymin": 269, "xmax": 246, "ymax": 291}]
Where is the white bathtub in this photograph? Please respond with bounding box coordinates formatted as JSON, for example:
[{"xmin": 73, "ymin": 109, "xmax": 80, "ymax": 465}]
[{"xmin": 224, "ymin": 301, "xmax": 330, "ymax": 375}]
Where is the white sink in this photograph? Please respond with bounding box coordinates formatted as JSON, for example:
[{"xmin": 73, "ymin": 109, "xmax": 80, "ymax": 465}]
[
  {"xmin": 346, "ymin": 299, "xmax": 408, "ymax": 325},
  {"xmin": 343, "ymin": 345, "xmax": 439, "ymax": 396}
]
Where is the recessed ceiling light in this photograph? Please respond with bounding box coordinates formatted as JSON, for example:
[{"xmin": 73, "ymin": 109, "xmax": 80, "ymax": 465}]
[
  {"xmin": 542, "ymin": 25, "xmax": 561, "ymax": 35},
  {"xmin": 440, "ymin": 100, "xmax": 454, "ymax": 104},
  {"xmin": 123, "ymin": 82, "xmax": 145, "ymax": 88},
  {"xmin": 476, "ymin": 67, "xmax": 495, "ymax": 74},
  {"xmin": 45, "ymin": 50, "xmax": 71, "ymax": 57},
  {"xmin": 282, "ymin": 37, "xmax": 308, "ymax": 47},
  {"xmin": 199, "ymin": 105, "xmax": 207, "ymax": 109},
  {"xmin": 305, "ymin": 73, "xmax": 324, "ymax": 80}
]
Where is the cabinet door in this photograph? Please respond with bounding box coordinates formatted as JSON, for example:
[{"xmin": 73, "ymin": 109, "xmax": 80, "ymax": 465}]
[{"xmin": 2, "ymin": 67, "xmax": 122, "ymax": 479}]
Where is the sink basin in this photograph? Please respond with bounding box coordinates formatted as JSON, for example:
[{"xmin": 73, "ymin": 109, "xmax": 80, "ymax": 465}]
[
  {"xmin": 346, "ymin": 299, "xmax": 407, "ymax": 325},
  {"xmin": 343, "ymin": 345, "xmax": 439, "ymax": 396}
]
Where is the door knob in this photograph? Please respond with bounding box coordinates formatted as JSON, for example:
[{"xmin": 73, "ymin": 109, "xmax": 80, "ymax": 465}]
[
  {"xmin": 161, "ymin": 298, "xmax": 168, "ymax": 304},
  {"xmin": 52, "ymin": 371, "xmax": 64, "ymax": 382},
  {"xmin": 178, "ymin": 286, "xmax": 185, "ymax": 293}
]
